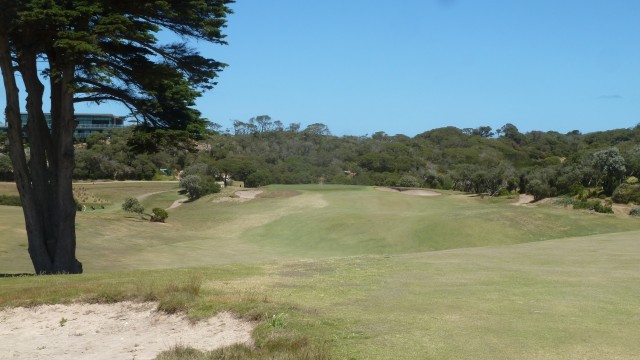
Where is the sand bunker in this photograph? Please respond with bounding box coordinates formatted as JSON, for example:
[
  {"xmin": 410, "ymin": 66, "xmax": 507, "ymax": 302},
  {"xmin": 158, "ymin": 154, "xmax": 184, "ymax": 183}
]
[
  {"xmin": 400, "ymin": 189, "xmax": 441, "ymax": 196},
  {"xmin": 512, "ymin": 194, "xmax": 534, "ymax": 206},
  {"xmin": 214, "ymin": 190, "xmax": 263, "ymax": 203},
  {"xmin": 375, "ymin": 187, "xmax": 440, "ymax": 196},
  {"xmin": 0, "ymin": 302, "xmax": 254, "ymax": 360}
]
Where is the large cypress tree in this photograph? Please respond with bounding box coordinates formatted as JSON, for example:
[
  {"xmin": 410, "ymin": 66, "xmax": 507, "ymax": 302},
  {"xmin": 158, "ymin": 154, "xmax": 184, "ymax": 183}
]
[{"xmin": 0, "ymin": 0, "xmax": 233, "ymax": 274}]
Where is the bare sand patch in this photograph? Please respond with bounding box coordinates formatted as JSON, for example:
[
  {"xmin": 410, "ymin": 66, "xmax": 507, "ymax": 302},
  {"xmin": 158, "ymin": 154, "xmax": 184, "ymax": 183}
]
[
  {"xmin": 400, "ymin": 189, "xmax": 441, "ymax": 196},
  {"xmin": 375, "ymin": 187, "xmax": 440, "ymax": 196},
  {"xmin": 374, "ymin": 187, "xmax": 399, "ymax": 193},
  {"xmin": 235, "ymin": 189, "xmax": 263, "ymax": 199},
  {"xmin": 166, "ymin": 198, "xmax": 187, "ymax": 210},
  {"xmin": 512, "ymin": 194, "xmax": 535, "ymax": 206},
  {"xmin": 213, "ymin": 189, "xmax": 263, "ymax": 203},
  {"xmin": 0, "ymin": 302, "xmax": 254, "ymax": 360}
]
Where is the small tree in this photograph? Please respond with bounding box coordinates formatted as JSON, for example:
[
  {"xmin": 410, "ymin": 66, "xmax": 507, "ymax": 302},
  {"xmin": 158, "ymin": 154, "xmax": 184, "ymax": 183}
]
[
  {"xmin": 527, "ymin": 179, "xmax": 552, "ymax": 202},
  {"xmin": 122, "ymin": 197, "xmax": 145, "ymax": 219},
  {"xmin": 396, "ymin": 175, "xmax": 420, "ymax": 188},
  {"xmin": 593, "ymin": 148, "xmax": 626, "ymax": 196},
  {"xmin": 180, "ymin": 175, "xmax": 204, "ymax": 200},
  {"xmin": 150, "ymin": 208, "xmax": 169, "ymax": 223}
]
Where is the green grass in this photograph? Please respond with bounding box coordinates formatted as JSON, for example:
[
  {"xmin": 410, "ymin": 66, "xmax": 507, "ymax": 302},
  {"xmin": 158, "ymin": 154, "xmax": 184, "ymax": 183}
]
[{"xmin": 2, "ymin": 183, "xmax": 640, "ymax": 359}]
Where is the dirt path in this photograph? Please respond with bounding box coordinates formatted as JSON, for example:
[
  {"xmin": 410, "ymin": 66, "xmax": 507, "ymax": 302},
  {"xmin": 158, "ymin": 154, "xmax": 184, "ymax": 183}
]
[
  {"xmin": 0, "ymin": 302, "xmax": 254, "ymax": 360},
  {"xmin": 166, "ymin": 198, "xmax": 187, "ymax": 210},
  {"xmin": 136, "ymin": 190, "xmax": 170, "ymax": 201}
]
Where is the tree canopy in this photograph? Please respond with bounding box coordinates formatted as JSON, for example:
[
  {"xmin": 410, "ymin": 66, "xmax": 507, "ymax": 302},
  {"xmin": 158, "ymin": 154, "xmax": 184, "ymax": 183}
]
[{"xmin": 0, "ymin": 0, "xmax": 233, "ymax": 274}]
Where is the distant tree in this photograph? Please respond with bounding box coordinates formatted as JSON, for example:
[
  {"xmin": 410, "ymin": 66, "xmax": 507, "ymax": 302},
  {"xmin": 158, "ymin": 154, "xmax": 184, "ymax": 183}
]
[
  {"xmin": 623, "ymin": 145, "xmax": 640, "ymax": 177},
  {"xmin": 251, "ymin": 115, "xmax": 273, "ymax": 132},
  {"xmin": 499, "ymin": 123, "xmax": 525, "ymax": 144},
  {"xmin": 180, "ymin": 175, "xmax": 205, "ymax": 200},
  {"xmin": 273, "ymin": 120, "xmax": 284, "ymax": 132},
  {"xmin": 474, "ymin": 126, "xmax": 494, "ymax": 138},
  {"xmin": 527, "ymin": 179, "xmax": 552, "ymax": 201},
  {"xmin": 180, "ymin": 174, "xmax": 221, "ymax": 200},
  {"xmin": 122, "ymin": 197, "xmax": 145, "ymax": 219},
  {"xmin": 287, "ymin": 123, "xmax": 301, "ymax": 133},
  {"xmin": 593, "ymin": 147, "xmax": 626, "ymax": 195},
  {"xmin": 396, "ymin": 175, "xmax": 421, "ymax": 188},
  {"xmin": 245, "ymin": 169, "xmax": 273, "ymax": 188},
  {"xmin": 304, "ymin": 123, "xmax": 331, "ymax": 136},
  {"xmin": 0, "ymin": 153, "xmax": 13, "ymax": 181}
]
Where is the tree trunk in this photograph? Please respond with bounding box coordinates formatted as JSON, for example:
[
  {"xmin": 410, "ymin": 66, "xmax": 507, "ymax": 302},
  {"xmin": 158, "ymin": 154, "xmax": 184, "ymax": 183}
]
[{"xmin": 0, "ymin": 34, "xmax": 82, "ymax": 274}]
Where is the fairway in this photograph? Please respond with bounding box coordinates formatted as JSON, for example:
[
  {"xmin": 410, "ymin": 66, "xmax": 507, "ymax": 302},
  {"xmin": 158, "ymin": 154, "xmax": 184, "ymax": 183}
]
[{"xmin": 1, "ymin": 183, "xmax": 640, "ymax": 359}]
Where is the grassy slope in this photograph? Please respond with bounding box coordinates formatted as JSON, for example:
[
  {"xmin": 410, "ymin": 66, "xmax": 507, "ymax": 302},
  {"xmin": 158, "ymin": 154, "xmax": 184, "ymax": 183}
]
[
  {"xmin": 1, "ymin": 183, "xmax": 640, "ymax": 358},
  {"xmin": 2, "ymin": 184, "xmax": 638, "ymax": 273},
  {"xmin": 1, "ymin": 232, "xmax": 639, "ymax": 359}
]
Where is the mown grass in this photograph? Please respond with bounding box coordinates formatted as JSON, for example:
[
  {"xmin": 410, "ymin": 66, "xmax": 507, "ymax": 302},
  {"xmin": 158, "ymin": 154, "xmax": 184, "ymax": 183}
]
[
  {"xmin": 2, "ymin": 183, "xmax": 640, "ymax": 358},
  {"xmin": 2, "ymin": 231, "xmax": 640, "ymax": 359}
]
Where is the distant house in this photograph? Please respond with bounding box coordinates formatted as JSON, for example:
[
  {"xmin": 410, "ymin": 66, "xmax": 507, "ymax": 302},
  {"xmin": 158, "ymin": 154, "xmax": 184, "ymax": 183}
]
[{"xmin": 1, "ymin": 113, "xmax": 126, "ymax": 139}]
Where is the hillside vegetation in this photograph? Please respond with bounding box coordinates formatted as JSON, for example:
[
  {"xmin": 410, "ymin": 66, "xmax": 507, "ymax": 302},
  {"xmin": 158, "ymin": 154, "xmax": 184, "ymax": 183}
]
[{"xmin": 5, "ymin": 120, "xmax": 639, "ymax": 205}]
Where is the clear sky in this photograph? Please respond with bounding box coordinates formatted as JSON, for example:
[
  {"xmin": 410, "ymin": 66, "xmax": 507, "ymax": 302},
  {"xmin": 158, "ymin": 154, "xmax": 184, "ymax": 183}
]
[{"xmin": 6, "ymin": 0, "xmax": 640, "ymax": 136}]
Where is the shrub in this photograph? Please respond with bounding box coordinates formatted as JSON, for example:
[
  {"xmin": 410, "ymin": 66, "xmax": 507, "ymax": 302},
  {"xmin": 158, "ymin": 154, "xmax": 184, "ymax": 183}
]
[
  {"xmin": 630, "ymin": 208, "xmax": 640, "ymax": 217},
  {"xmin": 245, "ymin": 169, "xmax": 273, "ymax": 188},
  {"xmin": 179, "ymin": 174, "xmax": 220, "ymax": 200},
  {"xmin": 180, "ymin": 175, "xmax": 203, "ymax": 199},
  {"xmin": 0, "ymin": 194, "xmax": 22, "ymax": 207},
  {"xmin": 626, "ymin": 176, "xmax": 639, "ymax": 184},
  {"xmin": 122, "ymin": 197, "xmax": 145, "ymax": 217},
  {"xmin": 573, "ymin": 199, "xmax": 614, "ymax": 214},
  {"xmin": 567, "ymin": 183, "xmax": 585, "ymax": 197},
  {"xmin": 611, "ymin": 183, "xmax": 640, "ymax": 204},
  {"xmin": 553, "ymin": 196, "xmax": 575, "ymax": 207},
  {"xmin": 396, "ymin": 174, "xmax": 420, "ymax": 188},
  {"xmin": 150, "ymin": 208, "xmax": 168, "ymax": 223},
  {"xmin": 527, "ymin": 179, "xmax": 552, "ymax": 201}
]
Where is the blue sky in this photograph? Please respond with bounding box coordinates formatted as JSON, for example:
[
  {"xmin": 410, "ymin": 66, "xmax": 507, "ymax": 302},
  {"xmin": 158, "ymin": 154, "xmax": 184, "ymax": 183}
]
[{"xmin": 7, "ymin": 0, "xmax": 640, "ymax": 136}]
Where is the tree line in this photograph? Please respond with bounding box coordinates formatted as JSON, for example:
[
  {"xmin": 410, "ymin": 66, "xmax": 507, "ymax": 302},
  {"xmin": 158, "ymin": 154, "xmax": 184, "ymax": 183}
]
[{"xmin": 4, "ymin": 118, "xmax": 638, "ymax": 204}]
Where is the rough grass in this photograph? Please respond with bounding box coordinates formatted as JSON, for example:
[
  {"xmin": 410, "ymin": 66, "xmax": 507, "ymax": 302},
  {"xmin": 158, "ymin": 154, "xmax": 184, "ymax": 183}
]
[
  {"xmin": 2, "ymin": 231, "xmax": 640, "ymax": 359},
  {"xmin": 2, "ymin": 183, "xmax": 640, "ymax": 358},
  {"xmin": 2, "ymin": 184, "xmax": 639, "ymax": 273}
]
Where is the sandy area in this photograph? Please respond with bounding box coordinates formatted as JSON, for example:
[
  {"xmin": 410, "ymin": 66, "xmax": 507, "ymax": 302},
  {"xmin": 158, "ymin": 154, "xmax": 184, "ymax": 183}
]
[
  {"xmin": 214, "ymin": 190, "xmax": 263, "ymax": 203},
  {"xmin": 512, "ymin": 194, "xmax": 535, "ymax": 206},
  {"xmin": 166, "ymin": 198, "xmax": 187, "ymax": 210},
  {"xmin": 375, "ymin": 187, "xmax": 440, "ymax": 196},
  {"xmin": 374, "ymin": 187, "xmax": 399, "ymax": 193},
  {"xmin": 400, "ymin": 189, "xmax": 441, "ymax": 196},
  {"xmin": 0, "ymin": 302, "xmax": 254, "ymax": 360}
]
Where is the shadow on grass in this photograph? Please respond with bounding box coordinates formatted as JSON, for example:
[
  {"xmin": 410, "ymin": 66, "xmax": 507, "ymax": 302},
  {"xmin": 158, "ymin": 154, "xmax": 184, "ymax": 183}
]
[{"xmin": 0, "ymin": 273, "xmax": 34, "ymax": 278}]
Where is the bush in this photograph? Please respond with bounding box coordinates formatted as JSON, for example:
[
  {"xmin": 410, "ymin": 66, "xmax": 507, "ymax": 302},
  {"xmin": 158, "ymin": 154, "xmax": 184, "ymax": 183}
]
[
  {"xmin": 150, "ymin": 208, "xmax": 168, "ymax": 222},
  {"xmin": 396, "ymin": 175, "xmax": 420, "ymax": 188},
  {"xmin": 553, "ymin": 196, "xmax": 575, "ymax": 206},
  {"xmin": 611, "ymin": 183, "xmax": 640, "ymax": 204},
  {"xmin": 179, "ymin": 174, "xmax": 220, "ymax": 200},
  {"xmin": 245, "ymin": 169, "xmax": 273, "ymax": 188},
  {"xmin": 630, "ymin": 208, "xmax": 640, "ymax": 216},
  {"xmin": 527, "ymin": 179, "xmax": 552, "ymax": 201},
  {"xmin": 496, "ymin": 188, "xmax": 512, "ymax": 197},
  {"xmin": 0, "ymin": 194, "xmax": 21, "ymax": 206},
  {"xmin": 626, "ymin": 176, "xmax": 639, "ymax": 184},
  {"xmin": 122, "ymin": 197, "xmax": 145, "ymax": 216},
  {"xmin": 573, "ymin": 199, "xmax": 614, "ymax": 214}
]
